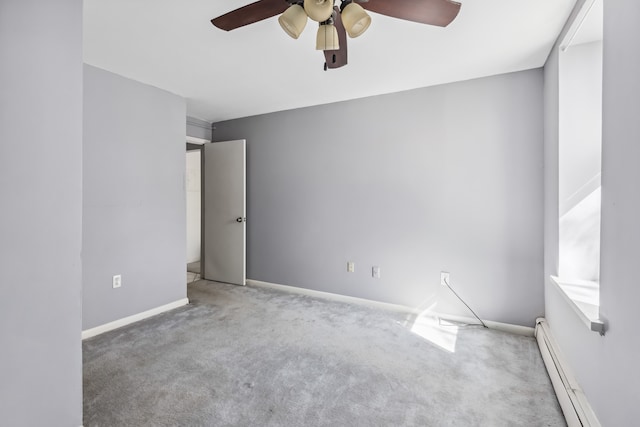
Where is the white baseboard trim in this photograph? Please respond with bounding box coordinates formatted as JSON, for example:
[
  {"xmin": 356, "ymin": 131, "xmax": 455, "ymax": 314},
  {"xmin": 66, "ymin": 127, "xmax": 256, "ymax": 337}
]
[
  {"xmin": 436, "ymin": 313, "xmax": 535, "ymax": 337},
  {"xmin": 246, "ymin": 279, "xmax": 418, "ymax": 314},
  {"xmin": 535, "ymin": 318, "xmax": 601, "ymax": 427},
  {"xmin": 246, "ymin": 279, "xmax": 534, "ymax": 336},
  {"xmin": 81, "ymin": 298, "xmax": 189, "ymax": 340}
]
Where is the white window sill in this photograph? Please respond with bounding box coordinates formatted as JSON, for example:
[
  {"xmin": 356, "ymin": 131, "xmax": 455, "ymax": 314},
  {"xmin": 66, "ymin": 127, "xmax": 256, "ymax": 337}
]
[{"xmin": 550, "ymin": 276, "xmax": 605, "ymax": 335}]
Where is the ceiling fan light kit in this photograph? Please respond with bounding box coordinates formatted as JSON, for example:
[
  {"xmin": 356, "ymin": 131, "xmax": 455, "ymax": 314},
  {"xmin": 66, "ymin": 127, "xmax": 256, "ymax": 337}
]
[
  {"xmin": 303, "ymin": 0, "xmax": 335, "ymax": 22},
  {"xmin": 341, "ymin": 2, "xmax": 371, "ymax": 38},
  {"xmin": 278, "ymin": 4, "xmax": 308, "ymax": 39},
  {"xmin": 316, "ymin": 22, "xmax": 340, "ymax": 50},
  {"xmin": 211, "ymin": 0, "xmax": 462, "ymax": 70}
]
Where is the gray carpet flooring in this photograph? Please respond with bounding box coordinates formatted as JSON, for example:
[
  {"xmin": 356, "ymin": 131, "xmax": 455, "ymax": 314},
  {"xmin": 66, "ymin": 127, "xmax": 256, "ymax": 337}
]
[{"xmin": 83, "ymin": 280, "xmax": 566, "ymax": 426}]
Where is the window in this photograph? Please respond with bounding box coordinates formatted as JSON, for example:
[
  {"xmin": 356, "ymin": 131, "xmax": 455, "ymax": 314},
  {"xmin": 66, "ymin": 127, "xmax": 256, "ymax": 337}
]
[{"xmin": 555, "ymin": 0, "xmax": 604, "ymax": 333}]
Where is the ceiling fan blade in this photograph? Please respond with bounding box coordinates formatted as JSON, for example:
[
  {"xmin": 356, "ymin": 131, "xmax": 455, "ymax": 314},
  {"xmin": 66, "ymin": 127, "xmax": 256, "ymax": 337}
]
[
  {"xmin": 324, "ymin": 7, "xmax": 348, "ymax": 70},
  {"xmin": 360, "ymin": 0, "xmax": 461, "ymax": 27},
  {"xmin": 211, "ymin": 0, "xmax": 289, "ymax": 31}
]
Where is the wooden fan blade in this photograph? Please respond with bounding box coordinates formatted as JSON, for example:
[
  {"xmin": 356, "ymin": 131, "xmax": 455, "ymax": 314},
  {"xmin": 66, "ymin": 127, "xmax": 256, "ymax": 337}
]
[
  {"xmin": 360, "ymin": 0, "xmax": 461, "ymax": 27},
  {"xmin": 324, "ymin": 7, "xmax": 348, "ymax": 69},
  {"xmin": 211, "ymin": 0, "xmax": 289, "ymax": 31}
]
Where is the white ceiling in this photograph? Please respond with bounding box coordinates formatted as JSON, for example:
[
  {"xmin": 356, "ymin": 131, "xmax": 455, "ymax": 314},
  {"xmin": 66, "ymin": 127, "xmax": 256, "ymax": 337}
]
[{"xmin": 83, "ymin": 0, "xmax": 576, "ymax": 123}]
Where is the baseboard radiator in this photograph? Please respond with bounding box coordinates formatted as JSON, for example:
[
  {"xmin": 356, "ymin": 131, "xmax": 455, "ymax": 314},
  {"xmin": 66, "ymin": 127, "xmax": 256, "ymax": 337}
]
[{"xmin": 535, "ymin": 318, "xmax": 601, "ymax": 427}]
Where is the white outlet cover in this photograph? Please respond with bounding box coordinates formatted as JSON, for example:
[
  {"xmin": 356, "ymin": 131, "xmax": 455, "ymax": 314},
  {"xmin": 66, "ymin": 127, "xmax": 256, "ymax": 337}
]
[
  {"xmin": 372, "ymin": 266, "xmax": 381, "ymax": 279},
  {"xmin": 113, "ymin": 274, "xmax": 122, "ymax": 288}
]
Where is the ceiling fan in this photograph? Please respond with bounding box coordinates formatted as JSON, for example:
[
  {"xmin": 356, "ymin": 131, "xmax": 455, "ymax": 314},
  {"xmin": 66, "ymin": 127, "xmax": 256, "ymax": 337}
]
[{"xmin": 211, "ymin": 0, "xmax": 461, "ymax": 70}]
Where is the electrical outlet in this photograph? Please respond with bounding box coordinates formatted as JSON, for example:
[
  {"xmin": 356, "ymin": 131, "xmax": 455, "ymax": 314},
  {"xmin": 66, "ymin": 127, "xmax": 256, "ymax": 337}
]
[
  {"xmin": 372, "ymin": 266, "xmax": 381, "ymax": 279},
  {"xmin": 440, "ymin": 271, "xmax": 450, "ymax": 287},
  {"xmin": 112, "ymin": 274, "xmax": 122, "ymax": 289},
  {"xmin": 347, "ymin": 262, "xmax": 355, "ymax": 273}
]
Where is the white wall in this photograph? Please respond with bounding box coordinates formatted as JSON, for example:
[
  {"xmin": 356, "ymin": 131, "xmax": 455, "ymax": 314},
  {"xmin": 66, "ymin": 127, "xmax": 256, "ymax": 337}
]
[
  {"xmin": 543, "ymin": 0, "xmax": 640, "ymax": 424},
  {"xmin": 186, "ymin": 150, "xmax": 201, "ymax": 263},
  {"xmin": 0, "ymin": 0, "xmax": 83, "ymax": 425},
  {"xmin": 214, "ymin": 69, "xmax": 545, "ymax": 327},
  {"xmin": 83, "ymin": 65, "xmax": 187, "ymax": 330}
]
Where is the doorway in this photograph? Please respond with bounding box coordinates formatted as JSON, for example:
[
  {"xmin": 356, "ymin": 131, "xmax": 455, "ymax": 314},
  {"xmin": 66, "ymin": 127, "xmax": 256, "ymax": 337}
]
[
  {"xmin": 185, "ymin": 139, "xmax": 247, "ymax": 286},
  {"xmin": 186, "ymin": 146, "xmax": 202, "ymax": 283},
  {"xmin": 201, "ymin": 140, "xmax": 246, "ymax": 286}
]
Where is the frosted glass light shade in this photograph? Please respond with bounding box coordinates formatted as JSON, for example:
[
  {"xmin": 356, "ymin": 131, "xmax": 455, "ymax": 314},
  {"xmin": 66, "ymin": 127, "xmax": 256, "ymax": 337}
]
[
  {"xmin": 278, "ymin": 4, "xmax": 307, "ymax": 39},
  {"xmin": 316, "ymin": 24, "xmax": 339, "ymax": 50},
  {"xmin": 341, "ymin": 3, "xmax": 371, "ymax": 38},
  {"xmin": 304, "ymin": 0, "xmax": 334, "ymax": 22}
]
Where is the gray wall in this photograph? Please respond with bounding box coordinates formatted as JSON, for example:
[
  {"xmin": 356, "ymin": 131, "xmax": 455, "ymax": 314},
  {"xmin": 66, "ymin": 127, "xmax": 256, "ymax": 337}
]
[
  {"xmin": 214, "ymin": 70, "xmax": 544, "ymax": 327},
  {"xmin": 544, "ymin": 0, "xmax": 640, "ymax": 423},
  {"xmin": 544, "ymin": 30, "xmax": 561, "ymax": 291},
  {"xmin": 187, "ymin": 116, "xmax": 213, "ymax": 141},
  {"xmin": 83, "ymin": 65, "xmax": 187, "ymax": 330},
  {"xmin": 0, "ymin": 0, "xmax": 83, "ymax": 425}
]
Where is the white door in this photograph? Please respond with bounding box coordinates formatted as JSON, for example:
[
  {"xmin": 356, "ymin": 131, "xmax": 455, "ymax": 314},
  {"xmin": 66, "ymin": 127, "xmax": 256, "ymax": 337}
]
[{"xmin": 202, "ymin": 140, "xmax": 246, "ymax": 285}]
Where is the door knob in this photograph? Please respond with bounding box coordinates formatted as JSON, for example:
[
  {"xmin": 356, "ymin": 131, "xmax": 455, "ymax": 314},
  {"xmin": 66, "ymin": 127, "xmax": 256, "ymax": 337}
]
[{"xmin": 236, "ymin": 217, "xmax": 246, "ymax": 223}]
